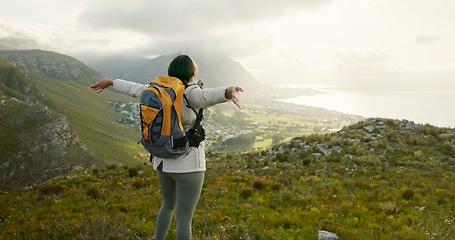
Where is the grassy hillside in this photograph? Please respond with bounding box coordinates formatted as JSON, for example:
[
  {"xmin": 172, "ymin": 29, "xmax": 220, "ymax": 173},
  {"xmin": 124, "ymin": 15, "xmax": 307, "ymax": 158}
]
[
  {"xmin": 1, "ymin": 51, "xmax": 153, "ymax": 190},
  {"xmin": 1, "ymin": 118, "xmax": 453, "ymax": 239},
  {"xmin": 0, "ymin": 50, "xmax": 146, "ymax": 166},
  {"xmin": 0, "ymin": 99, "xmax": 97, "ymax": 190},
  {"xmin": 0, "ymin": 57, "xmax": 100, "ymax": 190},
  {"xmin": 32, "ymin": 72, "xmax": 144, "ymax": 164},
  {"xmin": 0, "ymin": 56, "xmax": 42, "ymax": 103}
]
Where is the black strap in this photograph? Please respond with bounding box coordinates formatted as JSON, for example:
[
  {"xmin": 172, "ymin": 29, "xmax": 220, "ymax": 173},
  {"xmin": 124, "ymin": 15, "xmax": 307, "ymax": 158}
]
[{"xmin": 183, "ymin": 94, "xmax": 204, "ymax": 129}]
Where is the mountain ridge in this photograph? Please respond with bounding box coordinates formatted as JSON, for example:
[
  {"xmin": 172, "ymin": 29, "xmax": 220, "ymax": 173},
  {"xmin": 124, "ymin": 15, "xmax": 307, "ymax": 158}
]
[
  {"xmin": 89, "ymin": 53, "xmax": 260, "ymax": 89},
  {"xmin": 0, "ymin": 49, "xmax": 100, "ymax": 85}
]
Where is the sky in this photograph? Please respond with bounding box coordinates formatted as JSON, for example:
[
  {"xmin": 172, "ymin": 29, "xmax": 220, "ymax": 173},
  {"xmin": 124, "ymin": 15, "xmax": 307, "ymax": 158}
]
[{"xmin": 0, "ymin": 0, "xmax": 454, "ymax": 90}]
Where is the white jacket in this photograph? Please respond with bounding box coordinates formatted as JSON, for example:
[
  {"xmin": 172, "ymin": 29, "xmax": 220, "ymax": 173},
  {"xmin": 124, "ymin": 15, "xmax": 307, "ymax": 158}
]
[{"xmin": 113, "ymin": 78, "xmax": 229, "ymax": 173}]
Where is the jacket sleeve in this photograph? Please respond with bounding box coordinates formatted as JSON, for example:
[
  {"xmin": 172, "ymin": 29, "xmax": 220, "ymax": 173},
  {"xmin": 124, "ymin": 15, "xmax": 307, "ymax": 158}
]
[
  {"xmin": 185, "ymin": 84, "xmax": 229, "ymax": 109},
  {"xmin": 112, "ymin": 79, "xmax": 148, "ymax": 97}
]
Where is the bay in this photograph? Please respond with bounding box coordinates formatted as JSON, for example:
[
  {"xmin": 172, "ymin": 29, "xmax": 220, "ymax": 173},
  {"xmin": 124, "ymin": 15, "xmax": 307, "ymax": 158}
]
[{"xmin": 279, "ymin": 87, "xmax": 455, "ymax": 128}]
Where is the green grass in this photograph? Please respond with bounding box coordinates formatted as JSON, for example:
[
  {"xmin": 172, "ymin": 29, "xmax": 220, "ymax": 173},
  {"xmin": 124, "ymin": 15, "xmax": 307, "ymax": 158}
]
[
  {"xmin": 1, "ymin": 50, "xmax": 145, "ymax": 166},
  {"xmin": 253, "ymin": 136, "xmax": 273, "ymax": 150},
  {"xmin": 1, "ymin": 118, "xmax": 453, "ymax": 239},
  {"xmin": 33, "ymin": 74, "xmax": 145, "ymax": 165}
]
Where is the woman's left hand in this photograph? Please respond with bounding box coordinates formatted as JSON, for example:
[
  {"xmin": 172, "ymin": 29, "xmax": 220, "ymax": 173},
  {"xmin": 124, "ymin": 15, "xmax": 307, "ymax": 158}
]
[{"xmin": 226, "ymin": 86, "xmax": 244, "ymax": 110}]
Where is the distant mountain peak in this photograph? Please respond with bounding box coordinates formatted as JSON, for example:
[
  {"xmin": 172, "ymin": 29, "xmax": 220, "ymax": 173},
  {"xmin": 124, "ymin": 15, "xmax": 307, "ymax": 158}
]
[
  {"xmin": 89, "ymin": 53, "xmax": 261, "ymax": 88},
  {"xmin": 0, "ymin": 49, "xmax": 100, "ymax": 85}
]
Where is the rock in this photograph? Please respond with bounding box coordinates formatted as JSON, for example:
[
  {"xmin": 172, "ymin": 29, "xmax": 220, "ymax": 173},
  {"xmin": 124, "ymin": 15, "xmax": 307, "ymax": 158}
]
[
  {"xmin": 364, "ymin": 125, "xmax": 374, "ymax": 132},
  {"xmin": 318, "ymin": 230, "xmax": 338, "ymax": 240}
]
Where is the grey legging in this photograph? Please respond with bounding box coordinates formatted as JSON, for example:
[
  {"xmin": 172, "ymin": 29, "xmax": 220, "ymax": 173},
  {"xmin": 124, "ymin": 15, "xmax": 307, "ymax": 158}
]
[{"xmin": 155, "ymin": 166, "xmax": 204, "ymax": 240}]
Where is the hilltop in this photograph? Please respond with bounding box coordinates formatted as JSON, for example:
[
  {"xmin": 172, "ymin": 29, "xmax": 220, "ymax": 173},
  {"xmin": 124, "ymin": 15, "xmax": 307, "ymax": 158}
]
[{"xmin": 0, "ymin": 118, "xmax": 453, "ymax": 239}]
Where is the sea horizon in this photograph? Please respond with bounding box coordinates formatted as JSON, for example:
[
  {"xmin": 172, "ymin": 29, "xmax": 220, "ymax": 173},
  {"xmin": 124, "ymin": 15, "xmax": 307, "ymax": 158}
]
[{"xmin": 278, "ymin": 85, "xmax": 455, "ymax": 128}]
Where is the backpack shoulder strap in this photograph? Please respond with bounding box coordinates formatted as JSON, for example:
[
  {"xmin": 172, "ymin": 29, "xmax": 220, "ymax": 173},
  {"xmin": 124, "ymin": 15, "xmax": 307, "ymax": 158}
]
[
  {"xmin": 183, "ymin": 83, "xmax": 204, "ymax": 128},
  {"xmin": 183, "ymin": 93, "xmax": 204, "ymax": 125}
]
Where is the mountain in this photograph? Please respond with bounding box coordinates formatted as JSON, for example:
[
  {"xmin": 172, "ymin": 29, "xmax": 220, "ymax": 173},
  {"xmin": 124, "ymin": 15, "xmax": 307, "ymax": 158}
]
[
  {"xmin": 0, "ymin": 118, "xmax": 453, "ymax": 239},
  {"xmin": 89, "ymin": 54, "xmax": 260, "ymax": 89},
  {"xmin": 0, "ymin": 49, "xmax": 100, "ymax": 85},
  {"xmin": 0, "ymin": 50, "xmax": 144, "ymax": 190},
  {"xmin": 0, "ymin": 56, "xmax": 96, "ymax": 190},
  {"xmin": 85, "ymin": 54, "xmax": 149, "ymax": 81}
]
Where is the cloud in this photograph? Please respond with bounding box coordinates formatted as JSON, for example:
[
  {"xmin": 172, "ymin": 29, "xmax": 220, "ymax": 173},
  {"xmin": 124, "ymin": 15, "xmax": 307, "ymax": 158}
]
[
  {"xmin": 0, "ymin": 19, "xmax": 54, "ymax": 49},
  {"xmin": 76, "ymin": 0, "xmax": 333, "ymax": 56},
  {"xmin": 79, "ymin": 0, "xmax": 331, "ymax": 34},
  {"xmin": 335, "ymin": 49, "xmax": 395, "ymax": 68},
  {"xmin": 413, "ymin": 34, "xmax": 440, "ymax": 44}
]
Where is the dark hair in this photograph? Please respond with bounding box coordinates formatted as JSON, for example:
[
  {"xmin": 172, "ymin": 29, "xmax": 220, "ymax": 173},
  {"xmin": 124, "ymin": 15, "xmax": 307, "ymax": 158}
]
[{"xmin": 168, "ymin": 55, "xmax": 198, "ymax": 85}]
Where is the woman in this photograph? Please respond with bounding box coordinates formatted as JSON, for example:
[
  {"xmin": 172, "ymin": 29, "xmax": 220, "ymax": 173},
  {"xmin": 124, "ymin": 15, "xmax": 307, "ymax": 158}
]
[{"xmin": 90, "ymin": 55, "xmax": 243, "ymax": 239}]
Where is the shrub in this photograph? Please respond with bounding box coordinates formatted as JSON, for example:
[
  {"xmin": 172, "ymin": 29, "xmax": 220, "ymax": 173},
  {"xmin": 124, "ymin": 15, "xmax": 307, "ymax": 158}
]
[
  {"xmin": 276, "ymin": 153, "xmax": 289, "ymax": 162},
  {"xmin": 73, "ymin": 165, "xmax": 84, "ymax": 174},
  {"xmin": 441, "ymin": 142, "xmax": 455, "ymax": 156},
  {"xmin": 380, "ymin": 201, "xmax": 401, "ymax": 215},
  {"xmin": 271, "ymin": 183, "xmax": 282, "ymax": 191},
  {"xmin": 401, "ymin": 189, "xmax": 415, "ymax": 200},
  {"xmin": 413, "ymin": 151, "xmax": 423, "ymax": 161},
  {"xmin": 280, "ymin": 190, "xmax": 294, "ymax": 202},
  {"xmin": 252, "ymin": 180, "xmax": 265, "ymax": 190},
  {"xmin": 106, "ymin": 164, "xmax": 118, "ymax": 170},
  {"xmin": 239, "ymin": 188, "xmax": 253, "ymax": 199},
  {"xmin": 38, "ymin": 183, "xmax": 64, "ymax": 196},
  {"xmin": 90, "ymin": 165, "xmax": 100, "ymax": 174},
  {"xmin": 302, "ymin": 158, "xmax": 311, "ymax": 166},
  {"xmin": 86, "ymin": 186, "xmax": 101, "ymax": 199},
  {"xmin": 132, "ymin": 180, "xmax": 143, "ymax": 189},
  {"xmin": 128, "ymin": 167, "xmax": 139, "ymax": 177}
]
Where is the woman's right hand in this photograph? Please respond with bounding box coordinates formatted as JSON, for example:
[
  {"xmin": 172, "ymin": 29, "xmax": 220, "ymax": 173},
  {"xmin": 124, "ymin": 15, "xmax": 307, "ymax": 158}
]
[{"xmin": 90, "ymin": 78, "xmax": 114, "ymax": 93}]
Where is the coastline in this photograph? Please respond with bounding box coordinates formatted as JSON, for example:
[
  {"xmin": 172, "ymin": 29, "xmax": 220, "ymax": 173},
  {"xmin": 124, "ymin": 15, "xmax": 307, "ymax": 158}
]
[{"xmin": 277, "ymin": 88, "xmax": 455, "ymax": 128}]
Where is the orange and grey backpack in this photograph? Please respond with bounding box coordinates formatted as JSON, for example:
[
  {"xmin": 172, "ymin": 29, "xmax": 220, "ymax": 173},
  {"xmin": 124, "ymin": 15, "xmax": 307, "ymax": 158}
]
[{"xmin": 139, "ymin": 76, "xmax": 204, "ymax": 158}]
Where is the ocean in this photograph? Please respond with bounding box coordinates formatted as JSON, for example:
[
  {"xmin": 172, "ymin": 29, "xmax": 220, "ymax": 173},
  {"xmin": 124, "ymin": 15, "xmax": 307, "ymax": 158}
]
[{"xmin": 279, "ymin": 86, "xmax": 455, "ymax": 128}]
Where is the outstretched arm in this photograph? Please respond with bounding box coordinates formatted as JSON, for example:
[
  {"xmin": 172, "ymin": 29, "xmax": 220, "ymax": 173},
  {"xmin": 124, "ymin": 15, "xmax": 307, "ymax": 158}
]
[
  {"xmin": 90, "ymin": 78, "xmax": 147, "ymax": 97},
  {"xmin": 90, "ymin": 78, "xmax": 114, "ymax": 93},
  {"xmin": 185, "ymin": 85, "xmax": 244, "ymax": 110}
]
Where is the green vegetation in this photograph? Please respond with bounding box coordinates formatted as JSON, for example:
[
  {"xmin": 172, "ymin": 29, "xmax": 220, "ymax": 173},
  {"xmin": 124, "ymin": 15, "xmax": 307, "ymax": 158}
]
[
  {"xmin": 32, "ymin": 73, "xmax": 143, "ymax": 165},
  {"xmin": 1, "ymin": 51, "xmax": 145, "ymax": 166},
  {"xmin": 0, "ymin": 51, "xmax": 148, "ymax": 189},
  {"xmin": 1, "ymin": 118, "xmax": 453, "ymax": 239},
  {"xmin": 0, "ymin": 99, "xmax": 97, "ymax": 190},
  {"xmin": 0, "ymin": 56, "xmax": 42, "ymax": 103},
  {"xmin": 204, "ymin": 101, "xmax": 357, "ymax": 153}
]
